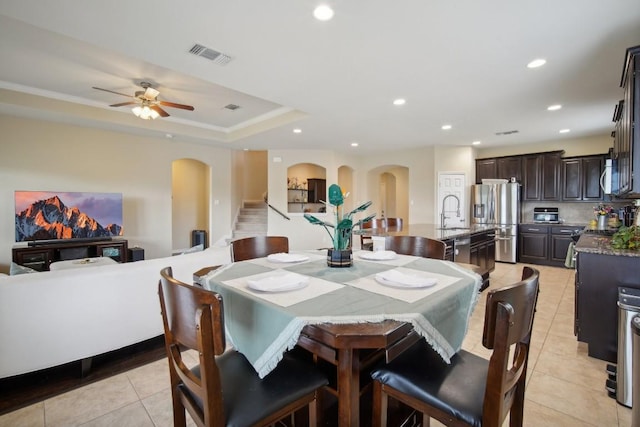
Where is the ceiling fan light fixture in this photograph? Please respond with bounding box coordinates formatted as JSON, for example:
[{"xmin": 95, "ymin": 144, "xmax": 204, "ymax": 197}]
[{"xmin": 132, "ymin": 105, "xmax": 159, "ymax": 120}]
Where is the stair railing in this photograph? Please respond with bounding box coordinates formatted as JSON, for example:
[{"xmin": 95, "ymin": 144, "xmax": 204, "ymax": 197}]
[{"xmin": 266, "ymin": 202, "xmax": 290, "ymax": 220}]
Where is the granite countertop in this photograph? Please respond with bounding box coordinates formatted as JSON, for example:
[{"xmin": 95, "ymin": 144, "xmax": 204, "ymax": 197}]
[
  {"xmin": 377, "ymin": 223, "xmax": 497, "ymax": 240},
  {"xmin": 575, "ymin": 229, "xmax": 640, "ymax": 258}
]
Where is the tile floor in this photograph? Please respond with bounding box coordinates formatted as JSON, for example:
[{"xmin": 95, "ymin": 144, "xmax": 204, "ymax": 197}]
[{"xmin": 0, "ymin": 262, "xmax": 633, "ymax": 426}]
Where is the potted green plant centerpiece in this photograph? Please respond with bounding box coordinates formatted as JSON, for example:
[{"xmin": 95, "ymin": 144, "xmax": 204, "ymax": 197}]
[{"xmin": 304, "ymin": 184, "xmax": 375, "ymax": 267}]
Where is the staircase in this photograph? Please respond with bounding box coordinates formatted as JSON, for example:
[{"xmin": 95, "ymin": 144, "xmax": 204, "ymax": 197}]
[{"xmin": 232, "ymin": 201, "xmax": 268, "ymax": 240}]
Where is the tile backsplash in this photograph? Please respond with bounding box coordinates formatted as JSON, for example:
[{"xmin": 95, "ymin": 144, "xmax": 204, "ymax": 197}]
[{"xmin": 521, "ymin": 201, "xmax": 631, "ymax": 225}]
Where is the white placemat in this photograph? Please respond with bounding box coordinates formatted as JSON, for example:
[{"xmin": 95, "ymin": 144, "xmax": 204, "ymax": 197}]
[
  {"xmin": 223, "ymin": 269, "xmax": 344, "ymax": 307},
  {"xmin": 248, "ymin": 251, "xmax": 324, "ymax": 268},
  {"xmin": 346, "ymin": 266, "xmax": 461, "ymax": 303},
  {"xmin": 353, "ymin": 250, "xmax": 419, "ymax": 266}
]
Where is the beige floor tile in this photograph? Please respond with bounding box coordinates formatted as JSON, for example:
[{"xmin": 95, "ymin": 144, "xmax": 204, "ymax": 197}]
[
  {"xmin": 78, "ymin": 401, "xmax": 154, "ymax": 427},
  {"xmin": 535, "ymin": 346, "xmax": 607, "ymax": 392},
  {"xmin": 142, "ymin": 388, "xmax": 197, "ymax": 427},
  {"xmin": 522, "ymin": 399, "xmax": 596, "ymax": 426},
  {"xmin": 540, "ymin": 332, "xmax": 586, "ymax": 358},
  {"xmin": 526, "ymin": 371, "xmax": 618, "ymax": 426},
  {"xmin": 44, "ymin": 374, "xmax": 139, "ymax": 427},
  {"xmin": 547, "ymin": 312, "xmax": 576, "ymax": 339},
  {"xmin": 617, "ymin": 403, "xmax": 632, "ymax": 427},
  {"xmin": 0, "ymin": 402, "xmax": 44, "ymax": 427},
  {"xmin": 126, "ymin": 358, "xmax": 171, "ymax": 399}
]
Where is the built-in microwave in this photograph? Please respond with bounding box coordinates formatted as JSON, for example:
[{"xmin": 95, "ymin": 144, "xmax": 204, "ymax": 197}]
[{"xmin": 533, "ymin": 207, "xmax": 560, "ymax": 224}]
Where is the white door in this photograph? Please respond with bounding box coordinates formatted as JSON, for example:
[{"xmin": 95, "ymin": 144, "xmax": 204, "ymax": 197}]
[{"xmin": 437, "ymin": 173, "xmax": 466, "ymax": 227}]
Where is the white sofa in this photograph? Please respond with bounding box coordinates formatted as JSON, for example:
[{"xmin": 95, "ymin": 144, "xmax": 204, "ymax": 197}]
[{"xmin": 0, "ymin": 246, "xmax": 231, "ymax": 379}]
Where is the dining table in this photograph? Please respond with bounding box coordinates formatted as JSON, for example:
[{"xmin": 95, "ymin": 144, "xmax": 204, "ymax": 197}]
[{"xmin": 202, "ymin": 249, "xmax": 482, "ymax": 426}]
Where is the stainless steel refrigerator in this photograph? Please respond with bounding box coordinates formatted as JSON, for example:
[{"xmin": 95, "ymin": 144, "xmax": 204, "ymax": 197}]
[{"xmin": 471, "ymin": 183, "xmax": 520, "ymax": 263}]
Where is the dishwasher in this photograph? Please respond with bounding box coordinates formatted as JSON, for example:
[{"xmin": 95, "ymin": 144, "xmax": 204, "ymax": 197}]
[{"xmin": 453, "ymin": 237, "xmax": 471, "ymax": 264}]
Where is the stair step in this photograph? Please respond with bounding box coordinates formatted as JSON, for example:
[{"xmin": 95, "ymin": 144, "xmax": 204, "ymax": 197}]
[{"xmin": 235, "ymin": 222, "xmax": 268, "ymax": 231}]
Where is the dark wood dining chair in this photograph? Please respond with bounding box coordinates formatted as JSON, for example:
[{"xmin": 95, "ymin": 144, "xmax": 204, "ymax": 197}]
[
  {"xmin": 371, "ymin": 266, "xmax": 540, "ymax": 427},
  {"xmin": 230, "ymin": 235, "xmax": 289, "ymax": 262},
  {"xmin": 158, "ymin": 266, "xmax": 328, "ymax": 427},
  {"xmin": 384, "ymin": 235, "xmax": 446, "ymax": 260},
  {"xmin": 384, "ymin": 217, "xmax": 403, "ymax": 231},
  {"xmin": 360, "ymin": 218, "xmax": 386, "ymax": 250}
]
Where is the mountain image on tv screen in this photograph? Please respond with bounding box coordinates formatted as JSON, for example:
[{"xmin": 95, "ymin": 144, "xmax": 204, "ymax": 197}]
[{"xmin": 14, "ymin": 191, "xmax": 123, "ymax": 242}]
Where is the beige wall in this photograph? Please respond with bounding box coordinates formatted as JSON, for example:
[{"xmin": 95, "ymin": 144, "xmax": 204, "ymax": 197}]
[
  {"xmin": 243, "ymin": 151, "xmax": 268, "ymax": 201},
  {"xmin": 171, "ymin": 159, "xmax": 210, "ymax": 251},
  {"xmin": 475, "ymin": 134, "xmax": 612, "ymax": 158},
  {"xmin": 0, "ymin": 115, "xmax": 233, "ymax": 271}
]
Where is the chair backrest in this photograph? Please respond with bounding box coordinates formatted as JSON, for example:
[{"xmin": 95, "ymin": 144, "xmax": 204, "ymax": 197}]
[
  {"xmin": 384, "ymin": 217, "xmax": 403, "ymax": 231},
  {"xmin": 384, "ymin": 235, "xmax": 446, "ymax": 260},
  {"xmin": 360, "ymin": 219, "xmax": 386, "ymax": 248},
  {"xmin": 158, "ymin": 266, "xmax": 226, "ymax": 425},
  {"xmin": 481, "ymin": 266, "xmax": 540, "ymax": 425},
  {"xmin": 230, "ymin": 236, "xmax": 289, "ymax": 262}
]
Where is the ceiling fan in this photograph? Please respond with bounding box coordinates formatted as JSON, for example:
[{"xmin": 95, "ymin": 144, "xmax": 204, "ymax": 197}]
[{"xmin": 92, "ymin": 81, "xmax": 194, "ymax": 119}]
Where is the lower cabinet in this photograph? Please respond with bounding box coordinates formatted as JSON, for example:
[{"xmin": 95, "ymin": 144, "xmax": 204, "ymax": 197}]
[
  {"xmin": 518, "ymin": 224, "xmax": 582, "ymax": 267},
  {"xmin": 470, "ymin": 230, "xmax": 496, "ymax": 273},
  {"xmin": 12, "ymin": 239, "xmax": 129, "ymax": 271},
  {"xmin": 575, "ymin": 251, "xmax": 640, "ymax": 362}
]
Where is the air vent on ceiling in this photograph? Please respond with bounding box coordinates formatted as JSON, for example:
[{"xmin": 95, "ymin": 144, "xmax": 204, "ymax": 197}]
[
  {"xmin": 495, "ymin": 130, "xmax": 519, "ymax": 136},
  {"xmin": 224, "ymin": 104, "xmax": 241, "ymax": 111},
  {"xmin": 188, "ymin": 44, "xmax": 232, "ymax": 65}
]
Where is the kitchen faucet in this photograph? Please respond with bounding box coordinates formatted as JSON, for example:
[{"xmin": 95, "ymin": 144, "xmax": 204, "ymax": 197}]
[{"xmin": 440, "ymin": 194, "xmax": 461, "ymax": 229}]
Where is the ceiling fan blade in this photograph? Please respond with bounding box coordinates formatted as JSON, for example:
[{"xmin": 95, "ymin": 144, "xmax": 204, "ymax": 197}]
[
  {"xmin": 92, "ymin": 86, "xmax": 133, "ymax": 98},
  {"xmin": 150, "ymin": 105, "xmax": 170, "ymax": 117},
  {"xmin": 109, "ymin": 101, "xmax": 137, "ymax": 107},
  {"xmin": 158, "ymin": 100, "xmax": 195, "ymax": 111}
]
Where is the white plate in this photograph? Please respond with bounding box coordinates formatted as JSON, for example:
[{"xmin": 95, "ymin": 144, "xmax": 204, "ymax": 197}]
[
  {"xmin": 374, "ymin": 270, "xmax": 437, "ymax": 288},
  {"xmin": 247, "ymin": 273, "xmax": 309, "ymax": 292},
  {"xmin": 358, "ymin": 250, "xmax": 397, "ymax": 261},
  {"xmin": 266, "ymin": 253, "xmax": 310, "ymax": 263}
]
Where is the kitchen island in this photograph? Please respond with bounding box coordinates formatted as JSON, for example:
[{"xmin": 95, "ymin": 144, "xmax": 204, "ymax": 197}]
[
  {"xmin": 574, "ymin": 231, "xmax": 640, "ymax": 362},
  {"xmin": 362, "ymin": 223, "xmax": 497, "ymax": 290}
]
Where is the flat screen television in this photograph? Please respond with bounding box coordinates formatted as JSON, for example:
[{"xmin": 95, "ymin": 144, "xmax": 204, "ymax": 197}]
[{"xmin": 15, "ymin": 191, "xmax": 124, "ymax": 243}]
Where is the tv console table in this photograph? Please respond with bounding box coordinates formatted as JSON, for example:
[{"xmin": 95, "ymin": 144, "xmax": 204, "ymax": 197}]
[{"xmin": 12, "ymin": 239, "xmax": 128, "ymax": 271}]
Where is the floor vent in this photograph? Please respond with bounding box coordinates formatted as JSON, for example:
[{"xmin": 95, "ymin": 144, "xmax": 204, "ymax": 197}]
[{"xmin": 188, "ymin": 44, "xmax": 232, "ymax": 65}]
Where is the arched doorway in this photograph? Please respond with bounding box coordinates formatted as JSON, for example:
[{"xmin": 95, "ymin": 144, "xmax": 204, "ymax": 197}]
[
  {"xmin": 171, "ymin": 158, "xmax": 210, "ymax": 252},
  {"xmin": 366, "ymin": 165, "xmax": 409, "ymax": 223}
]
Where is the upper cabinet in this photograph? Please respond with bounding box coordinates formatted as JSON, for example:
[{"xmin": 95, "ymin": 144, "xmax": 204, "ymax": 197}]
[
  {"xmin": 475, "ymin": 159, "xmax": 498, "ymax": 183},
  {"xmin": 562, "ymin": 155, "xmax": 606, "ymax": 201},
  {"xmin": 477, "ymin": 150, "xmax": 608, "ymax": 202},
  {"xmin": 612, "ymin": 45, "xmax": 640, "ymax": 198},
  {"xmin": 523, "ymin": 153, "xmax": 563, "ymax": 201}
]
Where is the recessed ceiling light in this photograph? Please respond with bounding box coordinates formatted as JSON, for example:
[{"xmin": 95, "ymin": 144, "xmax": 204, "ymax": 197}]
[
  {"xmin": 293, "ymin": 128, "xmax": 302, "ymax": 134},
  {"xmin": 441, "ymin": 124, "xmax": 452, "ymax": 130},
  {"xmin": 527, "ymin": 58, "xmax": 546, "ymax": 68},
  {"xmin": 547, "ymin": 104, "xmax": 562, "ymax": 111},
  {"xmin": 559, "ymin": 129, "xmax": 571, "ymax": 134},
  {"xmin": 393, "ymin": 98, "xmax": 406, "ymax": 106},
  {"xmin": 351, "ymin": 142, "xmax": 359, "ymax": 147},
  {"xmin": 165, "ymin": 133, "xmax": 173, "ymax": 139},
  {"xmin": 472, "ymin": 141, "xmax": 481, "ymax": 145},
  {"xmin": 313, "ymin": 5, "xmax": 334, "ymax": 21}
]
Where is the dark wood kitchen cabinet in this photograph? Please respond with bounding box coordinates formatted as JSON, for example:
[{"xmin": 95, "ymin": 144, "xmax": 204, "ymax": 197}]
[
  {"xmin": 475, "ymin": 158, "xmax": 498, "ymax": 183},
  {"xmin": 522, "ymin": 152, "xmax": 562, "ymax": 201},
  {"xmin": 518, "ymin": 224, "xmax": 549, "ymax": 264},
  {"xmin": 475, "ymin": 156, "xmax": 522, "ymax": 184},
  {"xmin": 519, "ymin": 224, "xmax": 582, "ymax": 267},
  {"xmin": 562, "ymin": 155, "xmax": 606, "ymax": 201},
  {"xmin": 613, "ymin": 45, "xmax": 640, "ymax": 198},
  {"xmin": 497, "ymin": 156, "xmax": 522, "ymax": 183},
  {"xmin": 575, "ymin": 248, "xmax": 640, "ymax": 362},
  {"xmin": 470, "ymin": 230, "xmax": 496, "ymax": 274}
]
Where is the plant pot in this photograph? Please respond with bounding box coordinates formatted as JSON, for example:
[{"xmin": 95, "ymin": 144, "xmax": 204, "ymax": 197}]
[
  {"xmin": 327, "ymin": 248, "xmax": 353, "ymax": 268},
  {"xmin": 597, "ymin": 215, "xmax": 607, "ymax": 230}
]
